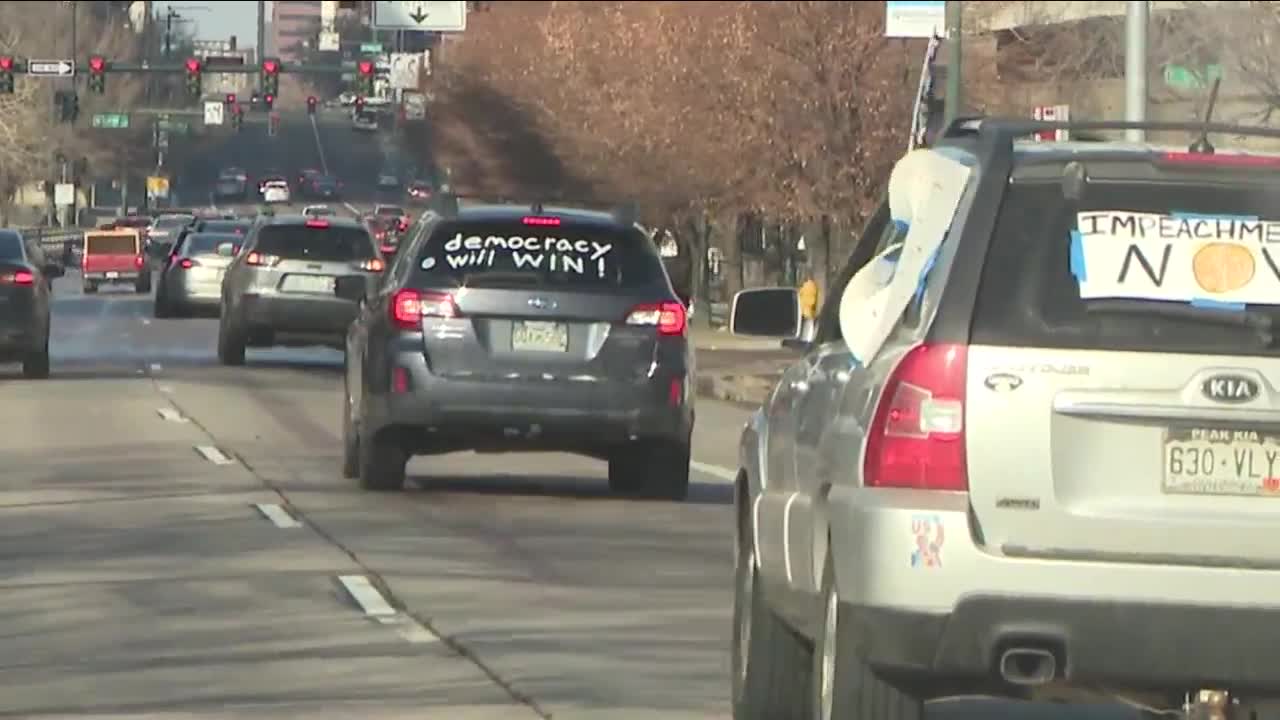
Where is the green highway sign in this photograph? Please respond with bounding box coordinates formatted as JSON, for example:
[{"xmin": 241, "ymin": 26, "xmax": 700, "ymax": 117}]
[
  {"xmin": 1165, "ymin": 63, "xmax": 1223, "ymax": 91},
  {"xmin": 360, "ymin": 43, "xmax": 383, "ymax": 53},
  {"xmin": 91, "ymin": 112, "xmax": 129, "ymax": 129}
]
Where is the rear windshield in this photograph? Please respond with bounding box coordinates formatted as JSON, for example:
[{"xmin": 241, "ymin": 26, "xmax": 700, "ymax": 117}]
[
  {"xmin": 253, "ymin": 225, "xmax": 375, "ymax": 261},
  {"xmin": 116, "ymin": 217, "xmax": 151, "ymax": 228},
  {"xmin": 183, "ymin": 233, "xmax": 237, "ymax": 256},
  {"xmin": 86, "ymin": 234, "xmax": 138, "ymax": 255},
  {"xmin": 153, "ymin": 216, "xmax": 193, "ymax": 231},
  {"xmin": 0, "ymin": 233, "xmax": 23, "ymax": 261},
  {"xmin": 199, "ymin": 220, "xmax": 250, "ymax": 234},
  {"xmin": 412, "ymin": 221, "xmax": 669, "ymax": 289},
  {"xmin": 972, "ymin": 176, "xmax": 1280, "ymax": 356}
]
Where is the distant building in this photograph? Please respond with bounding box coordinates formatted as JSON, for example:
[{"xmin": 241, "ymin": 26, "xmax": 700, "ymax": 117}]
[{"xmin": 272, "ymin": 0, "xmax": 322, "ymax": 63}]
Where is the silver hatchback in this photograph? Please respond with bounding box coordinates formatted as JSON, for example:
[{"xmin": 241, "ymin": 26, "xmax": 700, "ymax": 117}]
[{"xmin": 154, "ymin": 232, "xmax": 240, "ymax": 318}]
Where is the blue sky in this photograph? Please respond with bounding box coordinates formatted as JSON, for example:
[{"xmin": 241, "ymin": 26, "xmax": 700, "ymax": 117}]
[{"xmin": 154, "ymin": 1, "xmax": 270, "ymax": 46}]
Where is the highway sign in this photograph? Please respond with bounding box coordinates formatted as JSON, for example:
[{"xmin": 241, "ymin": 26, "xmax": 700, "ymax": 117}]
[
  {"xmin": 146, "ymin": 175, "xmax": 170, "ymax": 198},
  {"xmin": 388, "ymin": 53, "xmax": 422, "ymax": 90},
  {"xmin": 53, "ymin": 183, "xmax": 74, "ymax": 207},
  {"xmin": 885, "ymin": 1, "xmax": 945, "ymax": 38},
  {"xmin": 203, "ymin": 100, "xmax": 224, "ymax": 126},
  {"xmin": 91, "ymin": 113, "xmax": 130, "ymax": 129},
  {"xmin": 28, "ymin": 59, "xmax": 75, "ymax": 77},
  {"xmin": 360, "ymin": 42, "xmax": 384, "ymax": 54},
  {"xmin": 372, "ymin": 1, "xmax": 466, "ymax": 32}
]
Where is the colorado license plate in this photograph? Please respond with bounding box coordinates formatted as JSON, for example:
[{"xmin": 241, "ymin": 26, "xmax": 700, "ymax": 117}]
[
  {"xmin": 281, "ymin": 274, "xmax": 335, "ymax": 294},
  {"xmin": 512, "ymin": 321, "xmax": 568, "ymax": 352},
  {"xmin": 1163, "ymin": 427, "xmax": 1280, "ymax": 496}
]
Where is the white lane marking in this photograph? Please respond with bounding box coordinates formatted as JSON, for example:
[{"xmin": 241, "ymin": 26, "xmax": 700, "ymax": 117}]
[
  {"xmin": 149, "ymin": 363, "xmax": 163, "ymax": 372},
  {"xmin": 338, "ymin": 574, "xmax": 397, "ymax": 617},
  {"xmin": 195, "ymin": 445, "xmax": 235, "ymax": 465},
  {"xmin": 254, "ymin": 502, "xmax": 303, "ymax": 528},
  {"xmin": 156, "ymin": 407, "xmax": 188, "ymax": 423},
  {"xmin": 309, "ymin": 114, "xmax": 330, "ymax": 176},
  {"xmin": 343, "ymin": 202, "xmax": 362, "ymax": 217},
  {"xmin": 691, "ymin": 460, "xmax": 737, "ymax": 483},
  {"xmin": 141, "ymin": 318, "xmax": 151, "ymax": 325},
  {"xmin": 157, "ymin": 384, "xmax": 174, "ymax": 393},
  {"xmin": 395, "ymin": 621, "xmax": 440, "ymax": 644}
]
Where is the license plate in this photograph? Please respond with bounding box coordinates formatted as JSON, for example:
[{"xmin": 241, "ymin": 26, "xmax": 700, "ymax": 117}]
[
  {"xmin": 105, "ymin": 271, "xmax": 119, "ymax": 279},
  {"xmin": 512, "ymin": 321, "xmax": 568, "ymax": 352},
  {"xmin": 281, "ymin": 274, "xmax": 335, "ymax": 294},
  {"xmin": 1163, "ymin": 427, "xmax": 1280, "ymax": 496}
]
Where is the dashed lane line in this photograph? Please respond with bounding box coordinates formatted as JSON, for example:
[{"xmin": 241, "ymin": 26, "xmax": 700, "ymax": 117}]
[
  {"xmin": 156, "ymin": 407, "xmax": 188, "ymax": 423},
  {"xmin": 691, "ymin": 460, "xmax": 737, "ymax": 483},
  {"xmin": 254, "ymin": 502, "xmax": 303, "ymax": 528},
  {"xmin": 338, "ymin": 574, "xmax": 397, "ymax": 617},
  {"xmin": 194, "ymin": 445, "xmax": 236, "ymax": 465}
]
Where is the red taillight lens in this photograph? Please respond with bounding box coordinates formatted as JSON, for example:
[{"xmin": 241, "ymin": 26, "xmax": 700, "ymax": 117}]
[
  {"xmin": 380, "ymin": 244, "xmax": 397, "ymax": 254},
  {"xmin": 134, "ymin": 255, "xmax": 145, "ymax": 269},
  {"xmin": 391, "ymin": 289, "xmax": 456, "ymax": 329},
  {"xmin": 179, "ymin": 258, "xmax": 195, "ymax": 269},
  {"xmin": 1159, "ymin": 151, "xmax": 1280, "ymax": 168},
  {"xmin": 392, "ymin": 366, "xmax": 410, "ymax": 393},
  {"xmin": 305, "ymin": 218, "xmax": 330, "ymax": 228},
  {"xmin": 864, "ymin": 343, "xmax": 969, "ymax": 492},
  {"xmin": 625, "ymin": 301, "xmax": 686, "ymax": 336},
  {"xmin": 2, "ymin": 270, "xmax": 34, "ymax": 285},
  {"xmin": 397, "ymin": 220, "xmax": 409, "ymax": 231},
  {"xmin": 245, "ymin": 252, "xmax": 278, "ymax": 267},
  {"xmin": 522, "ymin": 216, "xmax": 561, "ymax": 226},
  {"xmin": 358, "ymin": 258, "xmax": 385, "ymax": 272}
]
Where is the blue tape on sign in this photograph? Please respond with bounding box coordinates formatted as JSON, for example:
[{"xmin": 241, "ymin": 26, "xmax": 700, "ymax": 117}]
[
  {"xmin": 1069, "ymin": 230, "xmax": 1087, "ymax": 282},
  {"xmin": 1190, "ymin": 297, "xmax": 1247, "ymax": 312},
  {"xmin": 892, "ymin": 219, "xmax": 910, "ymax": 235},
  {"xmin": 914, "ymin": 246, "xmax": 940, "ymax": 303},
  {"xmin": 1171, "ymin": 212, "xmax": 1260, "ymax": 222}
]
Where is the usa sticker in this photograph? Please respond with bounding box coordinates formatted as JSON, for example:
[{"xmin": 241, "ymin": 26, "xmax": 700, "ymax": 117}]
[{"xmin": 910, "ymin": 514, "xmax": 945, "ymax": 568}]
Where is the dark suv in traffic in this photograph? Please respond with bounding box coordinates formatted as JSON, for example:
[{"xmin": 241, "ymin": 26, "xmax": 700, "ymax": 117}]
[{"xmin": 338, "ymin": 199, "xmax": 695, "ymax": 498}]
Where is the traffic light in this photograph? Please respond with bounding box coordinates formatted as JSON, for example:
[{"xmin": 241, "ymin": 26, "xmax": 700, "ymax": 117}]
[
  {"xmin": 306, "ymin": 95, "xmax": 317, "ymax": 115},
  {"xmin": 354, "ymin": 96, "xmax": 364, "ymax": 112},
  {"xmin": 260, "ymin": 58, "xmax": 280, "ymax": 96},
  {"xmin": 263, "ymin": 93, "xmax": 274, "ymax": 110},
  {"xmin": 0, "ymin": 56, "xmax": 14, "ymax": 94},
  {"xmin": 357, "ymin": 59, "xmax": 375, "ymax": 96},
  {"xmin": 225, "ymin": 93, "xmax": 236, "ymax": 105},
  {"xmin": 88, "ymin": 56, "xmax": 106, "ymax": 94},
  {"xmin": 184, "ymin": 57, "xmax": 202, "ymax": 99}
]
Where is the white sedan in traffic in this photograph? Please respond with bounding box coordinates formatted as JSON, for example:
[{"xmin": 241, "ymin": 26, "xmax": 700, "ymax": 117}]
[{"xmin": 262, "ymin": 180, "xmax": 291, "ymax": 204}]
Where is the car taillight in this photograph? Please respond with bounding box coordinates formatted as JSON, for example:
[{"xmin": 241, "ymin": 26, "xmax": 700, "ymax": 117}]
[
  {"xmin": 375, "ymin": 231, "xmax": 387, "ymax": 240},
  {"xmin": 380, "ymin": 244, "xmax": 397, "ymax": 255},
  {"xmin": 1, "ymin": 270, "xmax": 33, "ymax": 285},
  {"xmin": 864, "ymin": 343, "xmax": 968, "ymax": 492},
  {"xmin": 245, "ymin": 252, "xmax": 280, "ymax": 267},
  {"xmin": 625, "ymin": 301, "xmax": 686, "ymax": 336},
  {"xmin": 134, "ymin": 255, "xmax": 145, "ymax": 269},
  {"xmin": 391, "ymin": 289, "xmax": 456, "ymax": 329},
  {"xmin": 357, "ymin": 258, "xmax": 385, "ymax": 272},
  {"xmin": 305, "ymin": 218, "xmax": 330, "ymax": 228},
  {"xmin": 1159, "ymin": 151, "xmax": 1280, "ymax": 168},
  {"xmin": 397, "ymin": 219, "xmax": 409, "ymax": 231},
  {"xmin": 179, "ymin": 258, "xmax": 196, "ymax": 269}
]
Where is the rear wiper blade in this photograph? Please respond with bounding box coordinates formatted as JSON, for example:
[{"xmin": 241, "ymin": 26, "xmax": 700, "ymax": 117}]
[{"xmin": 1085, "ymin": 299, "xmax": 1272, "ymax": 331}]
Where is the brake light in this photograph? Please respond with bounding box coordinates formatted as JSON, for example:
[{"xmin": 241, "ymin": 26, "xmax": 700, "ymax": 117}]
[
  {"xmin": 1, "ymin": 270, "xmax": 33, "ymax": 285},
  {"xmin": 380, "ymin": 244, "xmax": 397, "ymax": 254},
  {"xmin": 864, "ymin": 343, "xmax": 968, "ymax": 492},
  {"xmin": 245, "ymin": 252, "xmax": 279, "ymax": 267},
  {"xmin": 397, "ymin": 219, "xmax": 409, "ymax": 231},
  {"xmin": 390, "ymin": 289, "xmax": 456, "ymax": 329},
  {"xmin": 305, "ymin": 218, "xmax": 330, "ymax": 228},
  {"xmin": 1159, "ymin": 151, "xmax": 1280, "ymax": 168},
  {"xmin": 179, "ymin": 258, "xmax": 196, "ymax": 269},
  {"xmin": 625, "ymin": 301, "xmax": 686, "ymax": 336},
  {"xmin": 358, "ymin": 258, "xmax": 385, "ymax": 272},
  {"xmin": 134, "ymin": 255, "xmax": 145, "ymax": 269},
  {"xmin": 522, "ymin": 216, "xmax": 561, "ymax": 226}
]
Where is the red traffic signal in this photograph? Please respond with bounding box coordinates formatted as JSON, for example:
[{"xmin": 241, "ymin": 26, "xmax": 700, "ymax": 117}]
[
  {"xmin": 264, "ymin": 93, "xmax": 274, "ymax": 104},
  {"xmin": 0, "ymin": 57, "xmax": 13, "ymax": 72},
  {"xmin": 89, "ymin": 56, "xmax": 106, "ymax": 73},
  {"xmin": 307, "ymin": 95, "xmax": 317, "ymax": 106},
  {"xmin": 262, "ymin": 59, "xmax": 279, "ymax": 74},
  {"xmin": 184, "ymin": 57, "xmax": 201, "ymax": 74},
  {"xmin": 357, "ymin": 60, "xmax": 374, "ymax": 76},
  {"xmin": 225, "ymin": 93, "xmax": 236, "ymax": 104}
]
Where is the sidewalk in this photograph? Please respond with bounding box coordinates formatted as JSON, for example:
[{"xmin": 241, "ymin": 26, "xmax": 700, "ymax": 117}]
[{"xmin": 690, "ymin": 325, "xmax": 791, "ymax": 407}]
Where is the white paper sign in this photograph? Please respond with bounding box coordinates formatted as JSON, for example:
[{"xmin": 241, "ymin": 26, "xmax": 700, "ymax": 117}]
[
  {"xmin": 839, "ymin": 150, "xmax": 972, "ymax": 364},
  {"xmin": 1073, "ymin": 210, "xmax": 1280, "ymax": 306}
]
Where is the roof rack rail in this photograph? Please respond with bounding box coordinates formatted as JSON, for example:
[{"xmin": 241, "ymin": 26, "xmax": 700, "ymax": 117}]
[
  {"xmin": 611, "ymin": 201, "xmax": 640, "ymax": 226},
  {"xmin": 944, "ymin": 116, "xmax": 1280, "ymax": 143},
  {"xmin": 431, "ymin": 192, "xmax": 459, "ymax": 218}
]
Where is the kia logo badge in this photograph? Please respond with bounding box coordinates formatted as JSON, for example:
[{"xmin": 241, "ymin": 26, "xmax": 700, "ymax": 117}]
[{"xmin": 1202, "ymin": 374, "xmax": 1260, "ymax": 404}]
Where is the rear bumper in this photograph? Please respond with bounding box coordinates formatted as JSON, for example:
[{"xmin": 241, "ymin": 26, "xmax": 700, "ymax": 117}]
[
  {"xmin": 828, "ymin": 489, "xmax": 1280, "ymax": 691},
  {"xmin": 164, "ymin": 272, "xmax": 222, "ymax": 306},
  {"xmin": 83, "ymin": 271, "xmax": 143, "ymax": 282},
  {"xmin": 365, "ymin": 350, "xmax": 694, "ymax": 449},
  {"xmin": 236, "ymin": 292, "xmax": 357, "ymax": 334}
]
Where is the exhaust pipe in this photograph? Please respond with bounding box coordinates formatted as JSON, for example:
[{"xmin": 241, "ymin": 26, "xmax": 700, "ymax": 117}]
[{"xmin": 998, "ymin": 647, "xmax": 1057, "ymax": 686}]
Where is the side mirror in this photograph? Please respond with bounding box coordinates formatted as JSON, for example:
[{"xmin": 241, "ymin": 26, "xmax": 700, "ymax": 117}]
[
  {"xmin": 334, "ymin": 274, "xmax": 368, "ymax": 303},
  {"xmin": 215, "ymin": 242, "xmax": 237, "ymax": 257},
  {"xmin": 43, "ymin": 262, "xmax": 65, "ymax": 278},
  {"xmin": 730, "ymin": 287, "xmax": 802, "ymax": 339}
]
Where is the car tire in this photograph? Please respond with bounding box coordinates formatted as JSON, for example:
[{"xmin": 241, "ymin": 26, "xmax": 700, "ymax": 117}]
[
  {"xmin": 82, "ymin": 282, "xmax": 97, "ymax": 294},
  {"xmin": 607, "ymin": 440, "xmax": 691, "ymax": 500},
  {"xmin": 341, "ymin": 375, "xmax": 359, "ymax": 480},
  {"xmin": 217, "ymin": 313, "xmax": 247, "ymax": 366},
  {"xmin": 22, "ymin": 335, "xmax": 50, "ymax": 380},
  {"xmin": 732, "ymin": 496, "xmax": 811, "ymax": 720},
  {"xmin": 812, "ymin": 548, "xmax": 923, "ymax": 720},
  {"xmin": 356, "ymin": 425, "xmax": 406, "ymax": 491}
]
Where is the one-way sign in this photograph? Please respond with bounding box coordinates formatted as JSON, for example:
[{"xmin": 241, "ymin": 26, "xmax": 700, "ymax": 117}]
[{"xmin": 28, "ymin": 60, "xmax": 74, "ymax": 77}]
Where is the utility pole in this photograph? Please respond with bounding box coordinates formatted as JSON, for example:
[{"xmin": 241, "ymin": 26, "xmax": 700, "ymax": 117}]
[
  {"xmin": 943, "ymin": 1, "xmax": 963, "ymax": 128},
  {"xmin": 69, "ymin": 1, "xmax": 77, "ymax": 88},
  {"xmin": 164, "ymin": 6, "xmax": 174, "ymax": 57},
  {"xmin": 1124, "ymin": 1, "xmax": 1149, "ymax": 142},
  {"xmin": 257, "ymin": 0, "xmax": 266, "ymax": 66}
]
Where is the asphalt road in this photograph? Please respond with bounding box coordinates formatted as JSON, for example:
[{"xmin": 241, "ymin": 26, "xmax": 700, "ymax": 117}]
[{"xmin": 0, "ymin": 112, "xmax": 1152, "ymax": 719}]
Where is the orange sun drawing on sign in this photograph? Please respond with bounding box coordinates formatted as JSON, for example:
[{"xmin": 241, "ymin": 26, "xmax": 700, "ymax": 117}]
[{"xmin": 1192, "ymin": 242, "xmax": 1256, "ymax": 294}]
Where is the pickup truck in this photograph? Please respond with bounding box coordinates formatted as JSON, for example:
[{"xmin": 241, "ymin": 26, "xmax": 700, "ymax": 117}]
[{"xmin": 82, "ymin": 229, "xmax": 149, "ymax": 294}]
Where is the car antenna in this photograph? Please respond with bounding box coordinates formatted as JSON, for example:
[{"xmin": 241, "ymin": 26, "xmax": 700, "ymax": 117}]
[
  {"xmin": 1188, "ymin": 76, "xmax": 1222, "ymax": 155},
  {"xmin": 531, "ymin": 201, "xmax": 544, "ymax": 215}
]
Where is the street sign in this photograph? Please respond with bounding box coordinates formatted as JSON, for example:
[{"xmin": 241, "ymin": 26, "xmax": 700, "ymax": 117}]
[
  {"xmin": 27, "ymin": 59, "xmax": 75, "ymax": 77},
  {"xmin": 53, "ymin": 183, "xmax": 75, "ymax": 207},
  {"xmin": 1032, "ymin": 104, "xmax": 1070, "ymax": 142},
  {"xmin": 372, "ymin": 1, "xmax": 466, "ymax": 32},
  {"xmin": 146, "ymin": 175, "xmax": 170, "ymax": 199},
  {"xmin": 319, "ymin": 30, "xmax": 340, "ymax": 52},
  {"xmin": 91, "ymin": 112, "xmax": 130, "ymax": 129},
  {"xmin": 389, "ymin": 52, "xmax": 422, "ymax": 90},
  {"xmin": 203, "ymin": 100, "xmax": 224, "ymax": 126},
  {"xmin": 360, "ymin": 42, "xmax": 384, "ymax": 54},
  {"xmin": 885, "ymin": 1, "xmax": 945, "ymax": 38}
]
